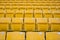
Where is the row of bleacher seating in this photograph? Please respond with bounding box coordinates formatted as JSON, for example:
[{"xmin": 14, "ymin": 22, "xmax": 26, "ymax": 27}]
[
  {"xmin": 0, "ymin": 8, "xmax": 60, "ymax": 18},
  {"xmin": 0, "ymin": 0, "xmax": 60, "ymax": 2},
  {"xmin": 0, "ymin": 32, "xmax": 60, "ymax": 40},
  {"xmin": 0, "ymin": 3, "xmax": 60, "ymax": 6},
  {"xmin": 0, "ymin": 5, "xmax": 60, "ymax": 9},
  {"xmin": 0, "ymin": 0, "xmax": 60, "ymax": 40},
  {"xmin": 0, "ymin": 18, "xmax": 60, "ymax": 31}
]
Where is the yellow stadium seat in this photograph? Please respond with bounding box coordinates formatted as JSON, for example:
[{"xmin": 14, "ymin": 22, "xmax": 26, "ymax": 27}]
[
  {"xmin": 50, "ymin": 8, "xmax": 56, "ymax": 17},
  {"xmin": 43, "ymin": 9, "xmax": 52, "ymax": 18},
  {"xmin": 46, "ymin": 32, "xmax": 60, "ymax": 40},
  {"xmin": 53, "ymin": 10, "xmax": 60, "ymax": 18},
  {"xmin": 6, "ymin": 9, "xmax": 14, "ymax": 18},
  {"xmin": 11, "ymin": 18, "xmax": 23, "ymax": 31},
  {"xmin": 6, "ymin": 13, "xmax": 14, "ymax": 18},
  {"xmin": 34, "ymin": 9, "xmax": 42, "ymax": 18},
  {"xmin": 5, "ymin": 6, "xmax": 10, "ymax": 9},
  {"xmin": 0, "ymin": 18, "xmax": 11, "ymax": 23},
  {"xmin": 19, "ymin": 9, "xmax": 25, "ymax": 13},
  {"xmin": 26, "ymin": 32, "xmax": 44, "ymax": 40},
  {"xmin": 25, "ymin": 13, "xmax": 33, "ymax": 18},
  {"xmin": 25, "ymin": 9, "xmax": 33, "ymax": 18},
  {"xmin": 0, "ymin": 9, "xmax": 4, "ymax": 17},
  {"xmin": 44, "ymin": 13, "xmax": 52, "ymax": 18},
  {"xmin": 0, "ymin": 23, "xmax": 9, "ymax": 31},
  {"xmin": 0, "ymin": 6, "xmax": 4, "ymax": 8},
  {"xmin": 0, "ymin": 32, "xmax": 6, "ymax": 40},
  {"xmin": 25, "ymin": 6, "xmax": 33, "ymax": 9},
  {"xmin": 15, "ymin": 13, "xmax": 24, "ymax": 18},
  {"xmin": 36, "ymin": 18, "xmax": 49, "ymax": 31},
  {"xmin": 34, "ymin": 13, "xmax": 42, "ymax": 18},
  {"xmin": 6, "ymin": 32, "xmax": 25, "ymax": 40},
  {"xmin": 0, "ymin": 13, "xmax": 4, "ymax": 17},
  {"xmin": 49, "ymin": 3, "xmax": 56, "ymax": 6},
  {"xmin": 43, "ymin": 9, "xmax": 50, "ymax": 13},
  {"xmin": 50, "ymin": 6, "xmax": 56, "ymax": 9},
  {"xmin": 49, "ymin": 18, "xmax": 60, "ymax": 31},
  {"xmin": 24, "ymin": 18, "xmax": 35, "ymax": 31},
  {"xmin": 51, "ymin": 9, "xmax": 60, "ymax": 18},
  {"xmin": 0, "ymin": 18, "xmax": 11, "ymax": 31},
  {"xmin": 15, "ymin": 9, "xmax": 25, "ymax": 18},
  {"xmin": 54, "ymin": 13, "xmax": 60, "ymax": 18},
  {"xmin": 0, "ymin": 9, "xmax": 4, "ymax": 13}
]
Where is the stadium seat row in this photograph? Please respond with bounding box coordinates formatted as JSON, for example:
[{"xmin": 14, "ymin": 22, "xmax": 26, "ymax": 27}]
[
  {"xmin": 0, "ymin": 0, "xmax": 60, "ymax": 3},
  {"xmin": 0, "ymin": 32, "xmax": 60, "ymax": 40},
  {"xmin": 0, "ymin": 0, "xmax": 60, "ymax": 40},
  {"xmin": 0, "ymin": 18, "xmax": 60, "ymax": 31},
  {"xmin": 0, "ymin": 0, "xmax": 59, "ymax": 1},
  {"xmin": 0, "ymin": 2, "xmax": 60, "ymax": 6},
  {"xmin": 0, "ymin": 6, "xmax": 59, "ymax": 9},
  {"xmin": 0, "ymin": 9, "xmax": 60, "ymax": 18}
]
